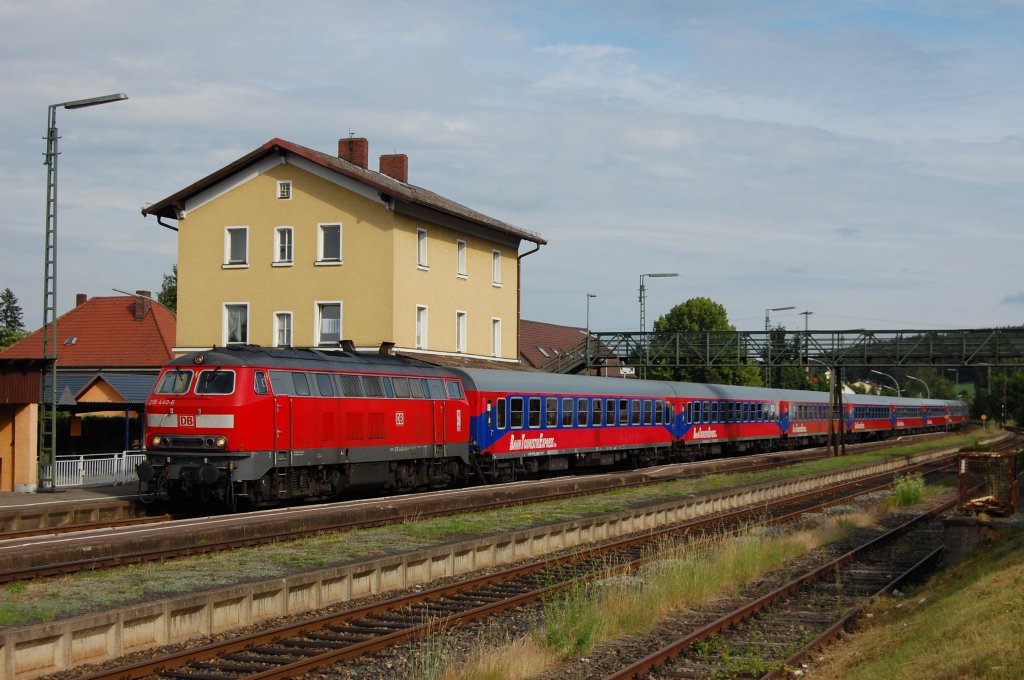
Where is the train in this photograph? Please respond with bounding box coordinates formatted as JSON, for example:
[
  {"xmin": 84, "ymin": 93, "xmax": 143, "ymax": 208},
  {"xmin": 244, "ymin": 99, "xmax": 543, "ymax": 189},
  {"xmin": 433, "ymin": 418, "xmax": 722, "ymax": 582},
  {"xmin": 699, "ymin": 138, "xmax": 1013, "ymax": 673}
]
[{"xmin": 137, "ymin": 345, "xmax": 969, "ymax": 507}]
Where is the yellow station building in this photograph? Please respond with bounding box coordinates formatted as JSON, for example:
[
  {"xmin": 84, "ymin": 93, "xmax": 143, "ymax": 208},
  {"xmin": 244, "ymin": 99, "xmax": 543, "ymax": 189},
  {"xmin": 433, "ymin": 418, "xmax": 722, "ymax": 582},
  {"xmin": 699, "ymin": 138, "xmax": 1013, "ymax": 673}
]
[{"xmin": 143, "ymin": 137, "xmax": 545, "ymax": 360}]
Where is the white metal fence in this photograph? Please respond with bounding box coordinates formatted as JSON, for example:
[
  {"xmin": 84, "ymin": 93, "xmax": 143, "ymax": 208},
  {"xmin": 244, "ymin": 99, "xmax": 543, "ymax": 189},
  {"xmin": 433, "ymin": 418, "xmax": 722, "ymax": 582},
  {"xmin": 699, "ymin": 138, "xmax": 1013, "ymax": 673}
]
[{"xmin": 51, "ymin": 451, "xmax": 146, "ymax": 488}]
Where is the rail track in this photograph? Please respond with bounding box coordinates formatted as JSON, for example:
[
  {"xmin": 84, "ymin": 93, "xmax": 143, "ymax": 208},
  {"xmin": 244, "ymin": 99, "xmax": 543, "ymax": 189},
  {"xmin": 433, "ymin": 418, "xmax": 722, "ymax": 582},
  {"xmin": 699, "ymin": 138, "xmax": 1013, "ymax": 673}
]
[
  {"xmin": 74, "ymin": 457, "xmax": 953, "ymax": 680},
  {"xmin": 602, "ymin": 501, "xmax": 950, "ymax": 679},
  {"xmin": 0, "ymin": 439, "xmax": 885, "ymax": 584}
]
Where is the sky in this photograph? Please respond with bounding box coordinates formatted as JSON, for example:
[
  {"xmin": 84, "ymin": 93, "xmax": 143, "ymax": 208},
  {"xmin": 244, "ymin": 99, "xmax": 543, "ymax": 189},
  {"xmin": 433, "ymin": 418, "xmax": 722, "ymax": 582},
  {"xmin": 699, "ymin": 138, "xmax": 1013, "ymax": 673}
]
[{"xmin": 1, "ymin": 0, "xmax": 1023, "ymax": 336}]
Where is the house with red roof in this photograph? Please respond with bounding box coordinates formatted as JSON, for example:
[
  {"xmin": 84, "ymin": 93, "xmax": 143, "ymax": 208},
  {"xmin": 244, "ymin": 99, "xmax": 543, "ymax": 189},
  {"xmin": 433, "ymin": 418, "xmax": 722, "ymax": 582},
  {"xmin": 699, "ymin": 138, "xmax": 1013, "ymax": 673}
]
[
  {"xmin": 0, "ymin": 291, "xmax": 175, "ymax": 491},
  {"xmin": 519, "ymin": 319, "xmax": 633, "ymax": 378}
]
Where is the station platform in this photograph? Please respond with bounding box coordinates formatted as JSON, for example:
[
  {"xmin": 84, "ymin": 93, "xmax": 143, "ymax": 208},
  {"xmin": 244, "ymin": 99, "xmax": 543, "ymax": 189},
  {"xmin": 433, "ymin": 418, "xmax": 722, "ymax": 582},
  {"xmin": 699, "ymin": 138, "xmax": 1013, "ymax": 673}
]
[{"xmin": 0, "ymin": 485, "xmax": 142, "ymax": 531}]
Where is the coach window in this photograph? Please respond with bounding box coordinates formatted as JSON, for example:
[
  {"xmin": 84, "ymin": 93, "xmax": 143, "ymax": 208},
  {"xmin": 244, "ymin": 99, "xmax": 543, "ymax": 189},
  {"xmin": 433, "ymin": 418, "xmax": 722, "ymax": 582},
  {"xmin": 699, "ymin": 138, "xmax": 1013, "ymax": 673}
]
[
  {"xmin": 666, "ymin": 402, "xmax": 674, "ymax": 423},
  {"xmin": 510, "ymin": 397, "xmax": 524, "ymax": 429},
  {"xmin": 528, "ymin": 398, "xmax": 542, "ymax": 428},
  {"xmin": 292, "ymin": 373, "xmax": 311, "ymax": 397},
  {"xmin": 577, "ymin": 399, "xmax": 593, "ymax": 426},
  {"xmin": 446, "ymin": 381, "xmax": 465, "ymax": 400},
  {"xmin": 496, "ymin": 398, "xmax": 507, "ymax": 429},
  {"xmin": 562, "ymin": 398, "xmax": 574, "ymax": 427},
  {"xmin": 655, "ymin": 400, "xmax": 663, "ymax": 425},
  {"xmin": 593, "ymin": 399, "xmax": 603, "ymax": 426},
  {"xmin": 606, "ymin": 399, "xmax": 616, "ymax": 426},
  {"xmin": 316, "ymin": 374, "xmax": 334, "ymax": 397},
  {"xmin": 619, "ymin": 399, "xmax": 629, "ymax": 426},
  {"xmin": 546, "ymin": 398, "xmax": 558, "ymax": 427},
  {"xmin": 643, "ymin": 400, "xmax": 652, "ymax": 425}
]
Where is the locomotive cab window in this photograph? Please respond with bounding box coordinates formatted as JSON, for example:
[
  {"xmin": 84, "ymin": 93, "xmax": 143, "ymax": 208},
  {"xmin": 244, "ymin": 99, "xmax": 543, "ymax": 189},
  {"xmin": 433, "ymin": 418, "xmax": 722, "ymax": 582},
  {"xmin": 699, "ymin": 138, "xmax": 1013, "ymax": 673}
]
[
  {"xmin": 156, "ymin": 369, "xmax": 193, "ymax": 395},
  {"xmin": 253, "ymin": 371, "xmax": 268, "ymax": 395},
  {"xmin": 446, "ymin": 381, "xmax": 465, "ymax": 400},
  {"xmin": 196, "ymin": 370, "xmax": 236, "ymax": 395},
  {"xmin": 269, "ymin": 370, "xmax": 293, "ymax": 395}
]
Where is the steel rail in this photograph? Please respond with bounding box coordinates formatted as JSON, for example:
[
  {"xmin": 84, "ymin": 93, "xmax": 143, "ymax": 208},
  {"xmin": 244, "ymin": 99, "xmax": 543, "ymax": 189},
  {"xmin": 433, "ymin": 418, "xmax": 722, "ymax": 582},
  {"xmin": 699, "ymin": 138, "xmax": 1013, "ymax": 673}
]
[{"xmin": 602, "ymin": 498, "xmax": 955, "ymax": 680}]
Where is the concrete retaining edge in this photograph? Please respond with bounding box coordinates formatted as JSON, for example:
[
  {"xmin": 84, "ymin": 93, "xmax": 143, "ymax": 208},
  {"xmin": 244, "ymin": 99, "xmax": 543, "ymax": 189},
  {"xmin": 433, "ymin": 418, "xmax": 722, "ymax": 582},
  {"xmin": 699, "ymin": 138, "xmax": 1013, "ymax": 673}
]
[{"xmin": 1, "ymin": 449, "xmax": 951, "ymax": 678}]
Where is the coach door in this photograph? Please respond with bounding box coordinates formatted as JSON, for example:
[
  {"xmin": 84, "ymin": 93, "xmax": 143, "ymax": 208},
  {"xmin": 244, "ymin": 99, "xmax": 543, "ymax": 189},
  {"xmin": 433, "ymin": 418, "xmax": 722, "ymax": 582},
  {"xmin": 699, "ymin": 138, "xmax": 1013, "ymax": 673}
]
[{"xmin": 274, "ymin": 396, "xmax": 292, "ymax": 451}]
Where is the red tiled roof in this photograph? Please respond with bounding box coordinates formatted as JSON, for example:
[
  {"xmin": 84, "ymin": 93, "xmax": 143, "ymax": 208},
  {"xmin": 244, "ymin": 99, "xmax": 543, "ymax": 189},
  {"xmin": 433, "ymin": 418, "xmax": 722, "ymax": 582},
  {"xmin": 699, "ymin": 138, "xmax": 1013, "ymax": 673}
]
[
  {"xmin": 0, "ymin": 296, "xmax": 176, "ymax": 368},
  {"xmin": 518, "ymin": 319, "xmax": 588, "ymax": 369},
  {"xmin": 142, "ymin": 138, "xmax": 546, "ymax": 246}
]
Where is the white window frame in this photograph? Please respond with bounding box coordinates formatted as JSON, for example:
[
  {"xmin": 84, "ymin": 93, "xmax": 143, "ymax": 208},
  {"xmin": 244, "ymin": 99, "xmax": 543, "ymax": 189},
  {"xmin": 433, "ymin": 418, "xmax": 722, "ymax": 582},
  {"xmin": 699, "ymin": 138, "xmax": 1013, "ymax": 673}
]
[
  {"xmin": 455, "ymin": 310, "xmax": 467, "ymax": 354},
  {"xmin": 274, "ymin": 226, "xmax": 293, "ymax": 266},
  {"xmin": 491, "ymin": 317, "xmax": 501, "ymax": 357},
  {"xmin": 276, "ymin": 180, "xmax": 292, "ymax": 200},
  {"xmin": 417, "ymin": 228, "xmax": 428, "ymax": 269},
  {"xmin": 273, "ymin": 311, "xmax": 293, "ymax": 347},
  {"xmin": 223, "ymin": 302, "xmax": 249, "ymax": 345},
  {"xmin": 317, "ymin": 223, "xmax": 343, "ymax": 265},
  {"xmin": 416, "ymin": 305, "xmax": 428, "ymax": 350},
  {"xmin": 492, "ymin": 249, "xmax": 502, "ymax": 286},
  {"xmin": 224, "ymin": 226, "xmax": 248, "ymax": 268},
  {"xmin": 456, "ymin": 239, "xmax": 467, "ymax": 278},
  {"xmin": 315, "ymin": 301, "xmax": 343, "ymax": 346}
]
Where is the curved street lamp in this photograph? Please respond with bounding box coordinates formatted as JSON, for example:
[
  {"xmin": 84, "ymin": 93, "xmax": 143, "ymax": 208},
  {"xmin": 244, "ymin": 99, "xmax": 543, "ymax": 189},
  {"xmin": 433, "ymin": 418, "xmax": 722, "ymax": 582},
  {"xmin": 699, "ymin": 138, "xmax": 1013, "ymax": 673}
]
[
  {"xmin": 39, "ymin": 93, "xmax": 128, "ymax": 491},
  {"xmin": 870, "ymin": 369, "xmax": 901, "ymax": 397},
  {"xmin": 906, "ymin": 374, "xmax": 930, "ymax": 399}
]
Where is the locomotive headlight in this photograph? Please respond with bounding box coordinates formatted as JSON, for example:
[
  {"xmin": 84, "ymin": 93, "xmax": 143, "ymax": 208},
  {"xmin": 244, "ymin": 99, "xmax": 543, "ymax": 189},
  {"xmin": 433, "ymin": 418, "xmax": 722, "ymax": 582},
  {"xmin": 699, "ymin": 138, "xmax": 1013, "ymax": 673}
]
[
  {"xmin": 214, "ymin": 436, "xmax": 228, "ymax": 449},
  {"xmin": 150, "ymin": 435, "xmax": 163, "ymax": 448}
]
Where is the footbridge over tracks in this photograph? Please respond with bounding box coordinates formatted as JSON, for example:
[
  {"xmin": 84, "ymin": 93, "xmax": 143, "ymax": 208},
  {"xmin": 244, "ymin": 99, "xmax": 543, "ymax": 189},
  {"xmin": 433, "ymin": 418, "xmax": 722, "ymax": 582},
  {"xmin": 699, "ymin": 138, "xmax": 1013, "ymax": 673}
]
[{"xmin": 542, "ymin": 328, "xmax": 1024, "ymax": 375}]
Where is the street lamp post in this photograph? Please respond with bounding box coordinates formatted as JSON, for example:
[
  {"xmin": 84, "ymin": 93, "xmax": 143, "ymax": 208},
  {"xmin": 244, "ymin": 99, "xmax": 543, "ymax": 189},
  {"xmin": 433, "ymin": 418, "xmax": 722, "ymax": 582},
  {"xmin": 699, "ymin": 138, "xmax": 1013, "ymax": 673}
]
[
  {"xmin": 38, "ymin": 93, "xmax": 128, "ymax": 491},
  {"xmin": 764, "ymin": 306, "xmax": 795, "ymax": 387},
  {"xmin": 870, "ymin": 369, "xmax": 901, "ymax": 397},
  {"xmin": 906, "ymin": 374, "xmax": 930, "ymax": 399},
  {"xmin": 639, "ymin": 273, "xmax": 678, "ymax": 378},
  {"xmin": 585, "ymin": 293, "xmax": 597, "ymax": 374}
]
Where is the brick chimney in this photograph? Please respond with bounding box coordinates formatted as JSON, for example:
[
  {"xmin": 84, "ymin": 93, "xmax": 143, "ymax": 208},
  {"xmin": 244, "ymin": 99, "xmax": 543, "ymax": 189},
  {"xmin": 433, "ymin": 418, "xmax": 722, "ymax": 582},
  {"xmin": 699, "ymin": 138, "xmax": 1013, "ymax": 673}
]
[
  {"xmin": 76, "ymin": 293, "xmax": 87, "ymax": 307},
  {"xmin": 338, "ymin": 137, "xmax": 369, "ymax": 169},
  {"xmin": 134, "ymin": 290, "xmax": 152, "ymax": 321},
  {"xmin": 379, "ymin": 154, "xmax": 409, "ymax": 183}
]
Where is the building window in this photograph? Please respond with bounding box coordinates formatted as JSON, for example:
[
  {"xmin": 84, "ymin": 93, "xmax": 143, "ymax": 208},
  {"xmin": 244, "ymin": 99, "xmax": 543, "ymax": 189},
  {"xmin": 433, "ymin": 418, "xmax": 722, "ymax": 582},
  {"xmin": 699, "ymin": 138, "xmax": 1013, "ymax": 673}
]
[
  {"xmin": 274, "ymin": 312, "xmax": 292, "ymax": 347},
  {"xmin": 416, "ymin": 305, "xmax": 428, "ymax": 349},
  {"xmin": 274, "ymin": 227, "xmax": 293, "ymax": 265},
  {"xmin": 456, "ymin": 239, "xmax": 467, "ymax": 277},
  {"xmin": 224, "ymin": 227, "xmax": 248, "ymax": 266},
  {"xmin": 492, "ymin": 249, "xmax": 501, "ymax": 286},
  {"xmin": 318, "ymin": 223, "xmax": 342, "ymax": 264},
  {"xmin": 316, "ymin": 302, "xmax": 341, "ymax": 346},
  {"xmin": 455, "ymin": 311, "xmax": 467, "ymax": 353},
  {"xmin": 491, "ymin": 318, "xmax": 501, "ymax": 357},
  {"xmin": 224, "ymin": 303, "xmax": 248, "ymax": 344},
  {"xmin": 417, "ymin": 228, "xmax": 428, "ymax": 268},
  {"xmin": 277, "ymin": 180, "xmax": 292, "ymax": 200}
]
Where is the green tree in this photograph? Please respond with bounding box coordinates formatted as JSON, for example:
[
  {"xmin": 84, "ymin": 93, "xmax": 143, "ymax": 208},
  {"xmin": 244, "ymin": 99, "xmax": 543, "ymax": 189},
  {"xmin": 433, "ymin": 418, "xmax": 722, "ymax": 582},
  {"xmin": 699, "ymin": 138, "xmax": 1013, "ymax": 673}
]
[
  {"xmin": 0, "ymin": 287, "xmax": 26, "ymax": 349},
  {"xmin": 649, "ymin": 297, "xmax": 762, "ymax": 386},
  {"xmin": 158, "ymin": 265, "xmax": 177, "ymax": 314}
]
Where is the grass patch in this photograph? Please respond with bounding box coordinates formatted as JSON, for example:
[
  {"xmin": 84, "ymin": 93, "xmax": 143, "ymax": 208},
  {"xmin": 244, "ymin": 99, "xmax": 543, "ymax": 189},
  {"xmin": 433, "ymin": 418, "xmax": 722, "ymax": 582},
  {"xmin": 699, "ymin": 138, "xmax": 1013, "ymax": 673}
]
[
  {"xmin": 0, "ymin": 431, "xmax": 978, "ymax": 627},
  {"xmin": 438, "ymin": 504, "xmax": 898, "ymax": 680},
  {"xmin": 889, "ymin": 472, "xmax": 925, "ymax": 507},
  {"xmin": 808, "ymin": 530, "xmax": 1024, "ymax": 679}
]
